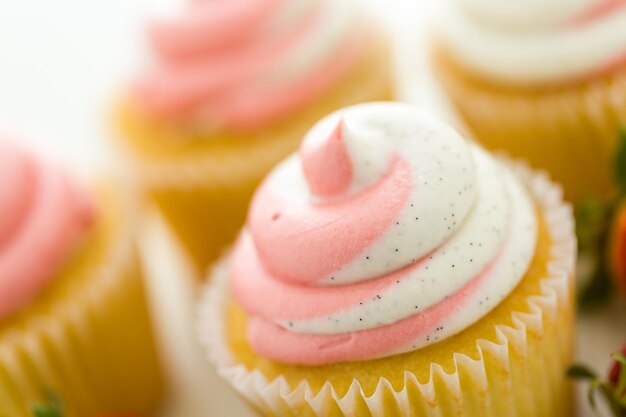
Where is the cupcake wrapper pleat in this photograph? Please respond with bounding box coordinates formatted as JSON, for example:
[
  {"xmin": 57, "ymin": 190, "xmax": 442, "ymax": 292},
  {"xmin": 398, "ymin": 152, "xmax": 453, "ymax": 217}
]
[
  {"xmin": 434, "ymin": 47, "xmax": 626, "ymax": 201},
  {"xmin": 198, "ymin": 158, "xmax": 576, "ymax": 417},
  {"xmin": 0, "ymin": 188, "xmax": 164, "ymax": 417}
]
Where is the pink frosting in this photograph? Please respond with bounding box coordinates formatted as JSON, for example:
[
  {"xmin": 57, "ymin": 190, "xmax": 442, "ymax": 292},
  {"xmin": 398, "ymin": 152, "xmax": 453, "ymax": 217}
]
[
  {"xmin": 232, "ymin": 233, "xmax": 420, "ymax": 321},
  {"xmin": 301, "ymin": 119, "xmax": 352, "ymax": 196},
  {"xmin": 229, "ymin": 103, "xmax": 537, "ymax": 365},
  {"xmin": 247, "ymin": 155, "xmax": 411, "ymax": 284},
  {"xmin": 568, "ymin": 0, "xmax": 626, "ymax": 26},
  {"xmin": 150, "ymin": 0, "xmax": 283, "ymax": 61},
  {"xmin": 133, "ymin": 0, "xmax": 366, "ymax": 131},
  {"xmin": 564, "ymin": 0, "xmax": 626, "ymax": 82},
  {"xmin": 0, "ymin": 142, "xmax": 96, "ymax": 319},
  {"xmin": 565, "ymin": 0, "xmax": 626, "ymax": 81},
  {"xmin": 246, "ymin": 244, "xmax": 503, "ymax": 365}
]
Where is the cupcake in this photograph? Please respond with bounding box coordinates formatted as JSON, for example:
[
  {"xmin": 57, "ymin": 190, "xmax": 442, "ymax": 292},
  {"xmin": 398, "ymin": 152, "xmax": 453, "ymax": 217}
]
[
  {"xmin": 0, "ymin": 142, "xmax": 164, "ymax": 416},
  {"xmin": 198, "ymin": 102, "xmax": 576, "ymax": 417},
  {"xmin": 115, "ymin": 0, "xmax": 395, "ymax": 272},
  {"xmin": 431, "ymin": 1, "xmax": 626, "ymax": 202}
]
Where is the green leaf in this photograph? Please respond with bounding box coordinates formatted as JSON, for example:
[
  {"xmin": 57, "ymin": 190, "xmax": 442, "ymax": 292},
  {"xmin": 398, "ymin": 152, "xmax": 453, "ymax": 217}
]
[
  {"xmin": 612, "ymin": 352, "xmax": 626, "ymax": 367},
  {"xmin": 567, "ymin": 364, "xmax": 598, "ymax": 380},
  {"xmin": 574, "ymin": 195, "xmax": 616, "ymax": 309},
  {"xmin": 575, "ymin": 196, "xmax": 610, "ymax": 251},
  {"xmin": 30, "ymin": 405, "xmax": 62, "ymax": 417},
  {"xmin": 614, "ymin": 128, "xmax": 626, "ymax": 194},
  {"xmin": 589, "ymin": 380, "xmax": 601, "ymax": 411},
  {"xmin": 579, "ymin": 264, "xmax": 613, "ymax": 309},
  {"xmin": 572, "ymin": 354, "xmax": 626, "ymax": 416},
  {"xmin": 598, "ymin": 382, "xmax": 625, "ymax": 417},
  {"xmin": 29, "ymin": 390, "xmax": 64, "ymax": 417},
  {"xmin": 616, "ymin": 354, "xmax": 626, "ymax": 405},
  {"xmin": 586, "ymin": 380, "xmax": 626, "ymax": 417}
]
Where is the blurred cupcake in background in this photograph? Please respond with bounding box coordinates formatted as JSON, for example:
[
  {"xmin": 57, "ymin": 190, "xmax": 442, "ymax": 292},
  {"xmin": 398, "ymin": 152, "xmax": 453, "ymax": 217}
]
[
  {"xmin": 432, "ymin": 0, "xmax": 626, "ymax": 202},
  {"xmin": 198, "ymin": 103, "xmax": 576, "ymax": 417},
  {"xmin": 115, "ymin": 0, "xmax": 395, "ymax": 272},
  {"xmin": 0, "ymin": 141, "xmax": 164, "ymax": 416}
]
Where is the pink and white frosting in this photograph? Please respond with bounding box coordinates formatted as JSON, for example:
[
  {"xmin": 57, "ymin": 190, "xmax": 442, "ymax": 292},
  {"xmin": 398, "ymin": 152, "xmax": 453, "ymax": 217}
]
[
  {"xmin": 0, "ymin": 142, "xmax": 96, "ymax": 319},
  {"xmin": 133, "ymin": 0, "xmax": 367, "ymax": 132},
  {"xmin": 229, "ymin": 102, "xmax": 538, "ymax": 365},
  {"xmin": 436, "ymin": 0, "xmax": 626, "ymax": 85}
]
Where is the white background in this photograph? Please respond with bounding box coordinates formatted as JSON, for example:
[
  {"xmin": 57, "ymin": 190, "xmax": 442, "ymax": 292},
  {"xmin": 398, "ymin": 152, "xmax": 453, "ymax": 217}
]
[{"xmin": 0, "ymin": 1, "xmax": 624, "ymax": 416}]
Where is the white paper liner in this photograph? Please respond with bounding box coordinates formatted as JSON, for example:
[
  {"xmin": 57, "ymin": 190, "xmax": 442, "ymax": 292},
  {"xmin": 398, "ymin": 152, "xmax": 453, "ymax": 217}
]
[
  {"xmin": 197, "ymin": 157, "xmax": 576, "ymax": 417},
  {"xmin": 0, "ymin": 182, "xmax": 163, "ymax": 416},
  {"xmin": 115, "ymin": 36, "xmax": 394, "ymax": 192},
  {"xmin": 450, "ymin": 64, "xmax": 626, "ymax": 134}
]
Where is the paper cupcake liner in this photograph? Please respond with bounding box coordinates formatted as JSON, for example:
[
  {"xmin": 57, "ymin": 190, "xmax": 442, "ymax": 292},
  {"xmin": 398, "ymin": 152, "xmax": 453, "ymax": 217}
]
[
  {"xmin": 0, "ymin": 186, "xmax": 164, "ymax": 417},
  {"xmin": 148, "ymin": 179, "xmax": 261, "ymax": 273},
  {"xmin": 114, "ymin": 32, "xmax": 394, "ymax": 192},
  {"xmin": 433, "ymin": 47, "xmax": 626, "ymax": 202},
  {"xmin": 197, "ymin": 158, "xmax": 576, "ymax": 417}
]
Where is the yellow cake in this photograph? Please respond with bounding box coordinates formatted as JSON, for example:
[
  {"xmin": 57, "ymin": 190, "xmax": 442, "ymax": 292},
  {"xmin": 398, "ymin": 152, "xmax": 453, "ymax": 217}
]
[
  {"xmin": 198, "ymin": 103, "xmax": 576, "ymax": 417},
  {"xmin": 220, "ymin": 207, "xmax": 573, "ymax": 416}
]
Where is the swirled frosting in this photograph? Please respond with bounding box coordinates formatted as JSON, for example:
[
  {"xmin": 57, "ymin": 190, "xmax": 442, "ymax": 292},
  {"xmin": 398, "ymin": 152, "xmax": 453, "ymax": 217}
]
[
  {"xmin": 230, "ymin": 102, "xmax": 538, "ymax": 365},
  {"xmin": 133, "ymin": 0, "xmax": 367, "ymax": 131},
  {"xmin": 436, "ymin": 0, "xmax": 626, "ymax": 85},
  {"xmin": 0, "ymin": 142, "xmax": 95, "ymax": 319}
]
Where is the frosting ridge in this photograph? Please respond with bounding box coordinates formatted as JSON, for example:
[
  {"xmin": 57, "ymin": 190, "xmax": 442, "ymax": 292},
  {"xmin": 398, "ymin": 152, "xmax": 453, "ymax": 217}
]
[
  {"xmin": 0, "ymin": 142, "xmax": 96, "ymax": 319},
  {"xmin": 437, "ymin": 0, "xmax": 626, "ymax": 85},
  {"xmin": 134, "ymin": 0, "xmax": 367, "ymax": 131},
  {"xmin": 231, "ymin": 103, "xmax": 538, "ymax": 365}
]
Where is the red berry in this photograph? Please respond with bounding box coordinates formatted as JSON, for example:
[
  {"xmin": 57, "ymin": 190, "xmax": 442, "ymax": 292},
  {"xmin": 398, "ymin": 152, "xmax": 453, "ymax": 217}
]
[
  {"xmin": 610, "ymin": 205, "xmax": 626, "ymax": 296},
  {"xmin": 608, "ymin": 344, "xmax": 626, "ymax": 391}
]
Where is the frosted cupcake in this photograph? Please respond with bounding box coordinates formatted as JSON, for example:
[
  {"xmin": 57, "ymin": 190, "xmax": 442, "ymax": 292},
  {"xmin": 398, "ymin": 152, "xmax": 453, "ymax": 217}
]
[
  {"xmin": 432, "ymin": 0, "xmax": 626, "ymax": 202},
  {"xmin": 198, "ymin": 103, "xmax": 576, "ymax": 417},
  {"xmin": 115, "ymin": 0, "xmax": 394, "ymax": 271},
  {"xmin": 0, "ymin": 142, "xmax": 163, "ymax": 417}
]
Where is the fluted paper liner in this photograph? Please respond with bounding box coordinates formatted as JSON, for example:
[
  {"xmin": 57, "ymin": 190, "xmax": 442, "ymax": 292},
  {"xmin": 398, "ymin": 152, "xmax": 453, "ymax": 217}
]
[
  {"xmin": 433, "ymin": 45, "xmax": 626, "ymax": 201},
  {"xmin": 0, "ymin": 186, "xmax": 164, "ymax": 417},
  {"xmin": 197, "ymin": 159, "xmax": 576, "ymax": 417}
]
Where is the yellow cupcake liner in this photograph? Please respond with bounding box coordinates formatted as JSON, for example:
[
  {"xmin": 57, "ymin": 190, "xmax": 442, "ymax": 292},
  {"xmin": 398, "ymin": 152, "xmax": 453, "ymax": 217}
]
[
  {"xmin": 197, "ymin": 159, "xmax": 576, "ymax": 417},
  {"xmin": 433, "ymin": 46, "xmax": 626, "ymax": 202},
  {"xmin": 0, "ymin": 185, "xmax": 164, "ymax": 417},
  {"xmin": 114, "ymin": 33, "xmax": 395, "ymax": 271}
]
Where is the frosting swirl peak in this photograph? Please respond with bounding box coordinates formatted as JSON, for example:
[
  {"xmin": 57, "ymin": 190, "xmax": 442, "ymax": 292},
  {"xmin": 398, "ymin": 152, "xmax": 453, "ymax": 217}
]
[{"xmin": 231, "ymin": 103, "xmax": 538, "ymax": 365}]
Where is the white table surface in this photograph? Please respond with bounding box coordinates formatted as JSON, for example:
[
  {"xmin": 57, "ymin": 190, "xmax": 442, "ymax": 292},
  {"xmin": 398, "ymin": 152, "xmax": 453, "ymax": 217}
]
[{"xmin": 1, "ymin": 1, "xmax": 624, "ymax": 416}]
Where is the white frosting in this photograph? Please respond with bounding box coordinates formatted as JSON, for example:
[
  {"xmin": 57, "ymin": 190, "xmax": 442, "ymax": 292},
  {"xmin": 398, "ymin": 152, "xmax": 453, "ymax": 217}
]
[
  {"xmin": 246, "ymin": 103, "xmax": 538, "ymax": 338},
  {"xmin": 268, "ymin": 0, "xmax": 356, "ymax": 83},
  {"xmin": 462, "ymin": 0, "xmax": 596, "ymax": 31},
  {"xmin": 436, "ymin": 0, "xmax": 626, "ymax": 85},
  {"xmin": 267, "ymin": 105, "xmax": 477, "ymax": 285},
  {"xmin": 140, "ymin": 0, "xmax": 369, "ymax": 129}
]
